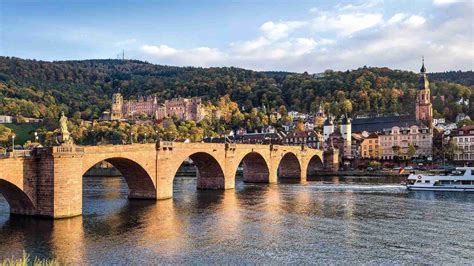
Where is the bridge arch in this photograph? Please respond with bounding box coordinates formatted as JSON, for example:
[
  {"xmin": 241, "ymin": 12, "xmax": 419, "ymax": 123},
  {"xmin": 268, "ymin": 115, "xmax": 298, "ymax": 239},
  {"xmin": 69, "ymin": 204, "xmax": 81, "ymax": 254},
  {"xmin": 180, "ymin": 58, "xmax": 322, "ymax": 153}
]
[
  {"xmin": 306, "ymin": 155, "xmax": 324, "ymax": 178},
  {"xmin": 277, "ymin": 152, "xmax": 302, "ymax": 180},
  {"xmin": 83, "ymin": 157, "xmax": 157, "ymax": 199},
  {"xmin": 237, "ymin": 152, "xmax": 270, "ymax": 183},
  {"xmin": 173, "ymin": 152, "xmax": 226, "ymax": 190},
  {"xmin": 0, "ymin": 179, "xmax": 36, "ymax": 215}
]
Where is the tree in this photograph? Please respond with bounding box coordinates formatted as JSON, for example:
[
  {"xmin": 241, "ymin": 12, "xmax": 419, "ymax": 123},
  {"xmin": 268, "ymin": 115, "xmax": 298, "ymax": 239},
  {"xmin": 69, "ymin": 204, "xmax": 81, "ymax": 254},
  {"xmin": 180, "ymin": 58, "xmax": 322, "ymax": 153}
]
[
  {"xmin": 278, "ymin": 105, "xmax": 288, "ymax": 116},
  {"xmin": 368, "ymin": 160, "xmax": 381, "ymax": 169},
  {"xmin": 457, "ymin": 119, "xmax": 474, "ymax": 128},
  {"xmin": 0, "ymin": 125, "xmax": 14, "ymax": 146},
  {"xmin": 339, "ymin": 99, "xmax": 353, "ymax": 114},
  {"xmin": 407, "ymin": 143, "xmax": 417, "ymax": 159},
  {"xmin": 392, "ymin": 145, "xmax": 401, "ymax": 157},
  {"xmin": 295, "ymin": 120, "xmax": 305, "ymax": 132}
]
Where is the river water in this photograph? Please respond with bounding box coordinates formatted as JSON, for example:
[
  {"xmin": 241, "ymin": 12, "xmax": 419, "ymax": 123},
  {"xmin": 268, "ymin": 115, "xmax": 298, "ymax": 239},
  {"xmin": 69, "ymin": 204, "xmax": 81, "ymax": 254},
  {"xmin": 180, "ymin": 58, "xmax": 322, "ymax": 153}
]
[{"xmin": 0, "ymin": 175, "xmax": 473, "ymax": 264}]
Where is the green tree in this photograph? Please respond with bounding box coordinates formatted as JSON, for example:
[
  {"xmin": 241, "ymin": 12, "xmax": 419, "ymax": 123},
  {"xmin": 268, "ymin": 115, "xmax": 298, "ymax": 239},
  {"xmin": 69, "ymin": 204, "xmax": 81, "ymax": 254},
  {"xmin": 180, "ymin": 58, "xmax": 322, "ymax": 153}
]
[{"xmin": 407, "ymin": 143, "xmax": 417, "ymax": 159}]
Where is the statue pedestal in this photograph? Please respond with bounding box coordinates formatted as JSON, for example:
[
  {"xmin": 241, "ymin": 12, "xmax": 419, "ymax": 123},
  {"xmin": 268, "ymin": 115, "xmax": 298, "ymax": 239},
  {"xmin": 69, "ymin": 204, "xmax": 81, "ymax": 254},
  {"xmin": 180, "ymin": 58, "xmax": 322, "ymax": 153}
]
[{"xmin": 58, "ymin": 132, "xmax": 73, "ymax": 145}]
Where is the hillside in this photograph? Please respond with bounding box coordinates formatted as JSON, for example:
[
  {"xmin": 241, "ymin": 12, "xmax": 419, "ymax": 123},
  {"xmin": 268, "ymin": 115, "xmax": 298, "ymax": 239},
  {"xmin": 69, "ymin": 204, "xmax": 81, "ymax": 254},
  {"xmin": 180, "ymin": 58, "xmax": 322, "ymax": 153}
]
[{"xmin": 0, "ymin": 56, "xmax": 472, "ymax": 123}]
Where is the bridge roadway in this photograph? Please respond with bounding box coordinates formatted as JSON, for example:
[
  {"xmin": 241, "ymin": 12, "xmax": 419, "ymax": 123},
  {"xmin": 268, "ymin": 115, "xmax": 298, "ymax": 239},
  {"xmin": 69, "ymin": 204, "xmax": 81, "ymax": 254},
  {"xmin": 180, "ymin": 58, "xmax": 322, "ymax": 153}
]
[{"xmin": 0, "ymin": 142, "xmax": 325, "ymax": 218}]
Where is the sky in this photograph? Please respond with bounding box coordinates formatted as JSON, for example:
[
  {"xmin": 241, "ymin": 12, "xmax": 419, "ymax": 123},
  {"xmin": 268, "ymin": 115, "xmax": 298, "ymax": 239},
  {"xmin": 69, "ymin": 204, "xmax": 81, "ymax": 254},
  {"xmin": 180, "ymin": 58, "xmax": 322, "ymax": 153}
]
[{"xmin": 0, "ymin": 0, "xmax": 473, "ymax": 73}]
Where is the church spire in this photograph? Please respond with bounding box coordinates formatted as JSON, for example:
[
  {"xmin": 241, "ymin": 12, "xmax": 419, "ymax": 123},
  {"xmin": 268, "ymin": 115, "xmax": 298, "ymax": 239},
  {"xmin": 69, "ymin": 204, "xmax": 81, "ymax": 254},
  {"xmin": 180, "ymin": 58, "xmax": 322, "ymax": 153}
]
[{"xmin": 420, "ymin": 56, "xmax": 426, "ymax": 73}]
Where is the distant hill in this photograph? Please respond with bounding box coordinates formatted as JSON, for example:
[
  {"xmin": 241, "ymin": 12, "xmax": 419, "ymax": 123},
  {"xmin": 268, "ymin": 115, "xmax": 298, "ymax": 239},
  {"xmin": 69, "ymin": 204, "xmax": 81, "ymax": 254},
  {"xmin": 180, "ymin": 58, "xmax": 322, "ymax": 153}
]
[
  {"xmin": 0, "ymin": 56, "xmax": 472, "ymax": 122},
  {"xmin": 429, "ymin": 71, "xmax": 474, "ymax": 88}
]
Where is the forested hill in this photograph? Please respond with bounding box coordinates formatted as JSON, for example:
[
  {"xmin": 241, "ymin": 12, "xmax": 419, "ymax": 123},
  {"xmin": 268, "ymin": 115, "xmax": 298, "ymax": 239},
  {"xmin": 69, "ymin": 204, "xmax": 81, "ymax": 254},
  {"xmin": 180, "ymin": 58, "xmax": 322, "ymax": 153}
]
[
  {"xmin": 429, "ymin": 71, "xmax": 474, "ymax": 88},
  {"xmin": 0, "ymin": 56, "xmax": 473, "ymax": 122}
]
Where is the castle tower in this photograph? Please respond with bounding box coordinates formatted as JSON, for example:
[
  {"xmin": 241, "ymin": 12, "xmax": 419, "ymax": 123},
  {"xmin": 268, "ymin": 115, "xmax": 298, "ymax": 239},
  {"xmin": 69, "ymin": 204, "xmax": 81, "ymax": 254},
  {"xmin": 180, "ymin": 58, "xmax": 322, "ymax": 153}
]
[
  {"xmin": 415, "ymin": 57, "xmax": 433, "ymax": 128},
  {"xmin": 340, "ymin": 115, "xmax": 352, "ymax": 159},
  {"xmin": 340, "ymin": 115, "xmax": 351, "ymax": 144},
  {"xmin": 110, "ymin": 88, "xmax": 123, "ymax": 120},
  {"xmin": 323, "ymin": 116, "xmax": 334, "ymax": 141}
]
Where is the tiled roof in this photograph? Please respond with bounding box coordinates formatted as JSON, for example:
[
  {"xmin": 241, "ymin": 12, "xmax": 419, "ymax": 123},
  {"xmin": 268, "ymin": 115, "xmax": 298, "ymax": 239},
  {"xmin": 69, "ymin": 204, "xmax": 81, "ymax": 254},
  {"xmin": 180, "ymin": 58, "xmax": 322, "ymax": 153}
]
[
  {"xmin": 352, "ymin": 115, "xmax": 424, "ymax": 133},
  {"xmin": 285, "ymin": 130, "xmax": 320, "ymax": 138}
]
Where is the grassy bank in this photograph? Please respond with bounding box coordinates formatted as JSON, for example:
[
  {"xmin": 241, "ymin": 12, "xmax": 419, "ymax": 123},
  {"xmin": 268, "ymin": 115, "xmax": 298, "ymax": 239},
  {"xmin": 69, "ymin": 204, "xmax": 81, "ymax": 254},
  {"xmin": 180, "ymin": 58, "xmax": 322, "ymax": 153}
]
[
  {"xmin": 1, "ymin": 251, "xmax": 58, "ymax": 266},
  {"xmin": 3, "ymin": 123, "xmax": 41, "ymax": 145}
]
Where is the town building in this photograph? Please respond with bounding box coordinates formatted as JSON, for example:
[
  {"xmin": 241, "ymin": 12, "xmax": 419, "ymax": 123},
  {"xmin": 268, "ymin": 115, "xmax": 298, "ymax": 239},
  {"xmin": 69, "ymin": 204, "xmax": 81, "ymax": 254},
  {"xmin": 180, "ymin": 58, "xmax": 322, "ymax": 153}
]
[
  {"xmin": 0, "ymin": 115, "xmax": 13, "ymax": 124},
  {"xmin": 204, "ymin": 131, "xmax": 286, "ymax": 145},
  {"xmin": 282, "ymin": 130, "xmax": 323, "ymax": 149},
  {"xmin": 110, "ymin": 89, "xmax": 204, "ymax": 122},
  {"xmin": 452, "ymin": 125, "xmax": 474, "ymax": 162},
  {"xmin": 360, "ymin": 132, "xmax": 380, "ymax": 159},
  {"xmin": 456, "ymin": 113, "xmax": 471, "ymax": 123},
  {"xmin": 378, "ymin": 125, "xmax": 432, "ymax": 160}
]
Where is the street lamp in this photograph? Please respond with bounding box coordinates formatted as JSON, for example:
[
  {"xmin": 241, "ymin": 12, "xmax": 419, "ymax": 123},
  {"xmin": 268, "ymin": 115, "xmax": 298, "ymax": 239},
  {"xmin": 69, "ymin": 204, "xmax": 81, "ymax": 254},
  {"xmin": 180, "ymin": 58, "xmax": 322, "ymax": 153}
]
[
  {"xmin": 12, "ymin": 134, "xmax": 15, "ymax": 154},
  {"xmin": 34, "ymin": 132, "xmax": 38, "ymax": 143},
  {"xmin": 144, "ymin": 133, "xmax": 147, "ymax": 143},
  {"xmin": 130, "ymin": 132, "xmax": 134, "ymax": 144}
]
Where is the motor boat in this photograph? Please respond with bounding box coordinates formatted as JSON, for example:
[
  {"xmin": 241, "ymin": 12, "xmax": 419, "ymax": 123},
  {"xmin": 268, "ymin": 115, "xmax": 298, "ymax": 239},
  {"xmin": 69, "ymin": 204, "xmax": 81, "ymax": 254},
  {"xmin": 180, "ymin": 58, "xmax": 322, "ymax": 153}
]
[{"xmin": 406, "ymin": 167, "xmax": 474, "ymax": 192}]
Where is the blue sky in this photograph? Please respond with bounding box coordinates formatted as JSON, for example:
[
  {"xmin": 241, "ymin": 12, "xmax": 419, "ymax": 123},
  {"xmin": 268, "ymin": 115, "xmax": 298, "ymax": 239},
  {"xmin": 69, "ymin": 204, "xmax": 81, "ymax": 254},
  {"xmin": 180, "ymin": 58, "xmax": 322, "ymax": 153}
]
[{"xmin": 1, "ymin": 0, "xmax": 472, "ymax": 72}]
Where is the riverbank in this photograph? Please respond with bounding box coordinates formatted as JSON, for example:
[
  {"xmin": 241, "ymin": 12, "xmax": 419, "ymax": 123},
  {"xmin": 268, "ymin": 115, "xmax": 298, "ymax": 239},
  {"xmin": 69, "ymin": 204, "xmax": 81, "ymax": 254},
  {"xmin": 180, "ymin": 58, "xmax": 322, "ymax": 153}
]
[{"xmin": 315, "ymin": 170, "xmax": 408, "ymax": 177}]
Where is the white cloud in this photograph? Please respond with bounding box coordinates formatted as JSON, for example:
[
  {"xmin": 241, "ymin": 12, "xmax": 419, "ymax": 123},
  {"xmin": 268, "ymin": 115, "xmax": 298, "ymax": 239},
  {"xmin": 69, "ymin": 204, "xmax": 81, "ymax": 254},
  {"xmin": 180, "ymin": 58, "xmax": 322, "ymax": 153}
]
[
  {"xmin": 137, "ymin": 2, "xmax": 473, "ymax": 72},
  {"xmin": 388, "ymin": 13, "xmax": 407, "ymax": 24},
  {"xmin": 336, "ymin": 0, "xmax": 382, "ymax": 11},
  {"xmin": 403, "ymin": 15, "xmax": 426, "ymax": 27},
  {"xmin": 141, "ymin": 44, "xmax": 177, "ymax": 57},
  {"xmin": 259, "ymin": 21, "xmax": 306, "ymax": 40},
  {"xmin": 140, "ymin": 45, "xmax": 226, "ymax": 67},
  {"xmin": 312, "ymin": 13, "xmax": 383, "ymax": 36},
  {"xmin": 433, "ymin": 0, "xmax": 465, "ymax": 5}
]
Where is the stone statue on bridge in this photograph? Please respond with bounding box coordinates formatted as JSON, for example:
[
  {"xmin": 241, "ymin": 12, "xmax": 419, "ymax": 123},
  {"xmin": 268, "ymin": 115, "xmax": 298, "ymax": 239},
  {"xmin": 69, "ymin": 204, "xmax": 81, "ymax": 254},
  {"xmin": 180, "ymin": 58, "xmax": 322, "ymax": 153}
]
[{"xmin": 58, "ymin": 112, "xmax": 73, "ymax": 145}]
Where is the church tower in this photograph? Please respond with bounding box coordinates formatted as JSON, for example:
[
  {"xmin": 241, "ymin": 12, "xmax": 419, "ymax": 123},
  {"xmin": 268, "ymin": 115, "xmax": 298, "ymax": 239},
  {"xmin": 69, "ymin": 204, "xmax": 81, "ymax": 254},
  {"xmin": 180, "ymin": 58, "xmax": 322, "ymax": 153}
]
[
  {"xmin": 415, "ymin": 58, "xmax": 433, "ymax": 128},
  {"xmin": 110, "ymin": 88, "xmax": 124, "ymax": 120}
]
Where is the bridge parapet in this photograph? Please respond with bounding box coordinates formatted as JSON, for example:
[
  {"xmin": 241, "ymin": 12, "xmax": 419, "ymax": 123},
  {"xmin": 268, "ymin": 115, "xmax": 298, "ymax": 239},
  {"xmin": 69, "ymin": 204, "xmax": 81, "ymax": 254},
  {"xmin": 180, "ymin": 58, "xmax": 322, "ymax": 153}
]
[
  {"xmin": 156, "ymin": 141, "xmax": 173, "ymax": 150},
  {"xmin": 0, "ymin": 150, "xmax": 33, "ymax": 159},
  {"xmin": 33, "ymin": 146, "xmax": 85, "ymax": 157}
]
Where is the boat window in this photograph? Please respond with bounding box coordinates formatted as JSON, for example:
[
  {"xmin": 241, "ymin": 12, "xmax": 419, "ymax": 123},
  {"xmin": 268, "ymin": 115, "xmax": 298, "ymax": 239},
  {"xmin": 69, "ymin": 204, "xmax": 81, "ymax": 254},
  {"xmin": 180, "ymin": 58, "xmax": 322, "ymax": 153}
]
[
  {"xmin": 424, "ymin": 180, "xmax": 430, "ymax": 183},
  {"xmin": 416, "ymin": 180, "xmax": 422, "ymax": 183},
  {"xmin": 461, "ymin": 180, "xmax": 472, "ymax": 185},
  {"xmin": 450, "ymin": 170, "xmax": 466, "ymax": 176}
]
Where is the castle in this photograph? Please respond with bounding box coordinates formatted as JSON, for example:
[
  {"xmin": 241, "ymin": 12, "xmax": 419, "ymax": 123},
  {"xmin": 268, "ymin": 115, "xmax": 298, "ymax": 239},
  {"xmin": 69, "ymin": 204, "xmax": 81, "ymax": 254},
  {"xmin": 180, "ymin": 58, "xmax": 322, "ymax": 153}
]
[{"xmin": 110, "ymin": 90, "xmax": 205, "ymax": 122}]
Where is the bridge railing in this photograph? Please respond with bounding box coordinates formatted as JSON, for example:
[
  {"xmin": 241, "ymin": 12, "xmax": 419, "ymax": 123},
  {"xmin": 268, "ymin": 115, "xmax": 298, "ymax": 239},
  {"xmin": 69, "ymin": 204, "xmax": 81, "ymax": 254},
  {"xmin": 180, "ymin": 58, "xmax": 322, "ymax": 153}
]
[
  {"xmin": 0, "ymin": 150, "xmax": 33, "ymax": 159},
  {"xmin": 156, "ymin": 141, "xmax": 173, "ymax": 150}
]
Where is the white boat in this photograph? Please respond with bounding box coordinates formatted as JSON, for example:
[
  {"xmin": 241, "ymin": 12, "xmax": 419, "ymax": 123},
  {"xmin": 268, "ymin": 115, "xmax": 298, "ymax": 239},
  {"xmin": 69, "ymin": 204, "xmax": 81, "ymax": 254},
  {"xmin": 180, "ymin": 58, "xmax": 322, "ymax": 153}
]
[{"xmin": 406, "ymin": 167, "xmax": 474, "ymax": 192}]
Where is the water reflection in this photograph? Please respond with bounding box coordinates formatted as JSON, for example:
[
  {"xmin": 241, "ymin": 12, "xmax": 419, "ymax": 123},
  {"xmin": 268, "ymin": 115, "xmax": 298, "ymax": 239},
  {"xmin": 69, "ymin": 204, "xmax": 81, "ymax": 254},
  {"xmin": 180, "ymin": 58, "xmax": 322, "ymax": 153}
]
[{"xmin": 0, "ymin": 175, "xmax": 473, "ymax": 264}]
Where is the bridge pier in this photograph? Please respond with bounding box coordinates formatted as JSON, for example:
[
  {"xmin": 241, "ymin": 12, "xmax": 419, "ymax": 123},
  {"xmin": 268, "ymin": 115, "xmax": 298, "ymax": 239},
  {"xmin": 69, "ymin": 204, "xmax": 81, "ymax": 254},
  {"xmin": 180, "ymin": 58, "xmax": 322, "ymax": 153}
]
[{"xmin": 34, "ymin": 147, "xmax": 84, "ymax": 218}]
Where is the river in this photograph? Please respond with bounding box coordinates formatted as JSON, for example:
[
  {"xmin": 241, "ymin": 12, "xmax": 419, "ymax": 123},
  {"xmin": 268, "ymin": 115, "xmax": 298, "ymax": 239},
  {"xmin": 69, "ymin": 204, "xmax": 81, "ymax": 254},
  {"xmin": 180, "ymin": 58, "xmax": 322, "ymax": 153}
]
[{"xmin": 0, "ymin": 175, "xmax": 473, "ymax": 264}]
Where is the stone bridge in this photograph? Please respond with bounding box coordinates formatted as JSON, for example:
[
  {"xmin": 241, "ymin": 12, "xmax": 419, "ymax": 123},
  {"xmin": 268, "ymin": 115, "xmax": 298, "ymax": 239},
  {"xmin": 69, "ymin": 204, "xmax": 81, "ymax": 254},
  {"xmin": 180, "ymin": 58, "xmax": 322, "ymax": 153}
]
[{"xmin": 0, "ymin": 142, "xmax": 329, "ymax": 218}]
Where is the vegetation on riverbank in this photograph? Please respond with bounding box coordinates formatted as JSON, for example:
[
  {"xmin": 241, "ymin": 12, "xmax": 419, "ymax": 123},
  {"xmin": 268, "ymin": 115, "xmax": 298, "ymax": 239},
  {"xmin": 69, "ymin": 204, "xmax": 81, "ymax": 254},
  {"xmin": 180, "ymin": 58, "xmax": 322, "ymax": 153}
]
[{"xmin": 0, "ymin": 251, "xmax": 58, "ymax": 266}]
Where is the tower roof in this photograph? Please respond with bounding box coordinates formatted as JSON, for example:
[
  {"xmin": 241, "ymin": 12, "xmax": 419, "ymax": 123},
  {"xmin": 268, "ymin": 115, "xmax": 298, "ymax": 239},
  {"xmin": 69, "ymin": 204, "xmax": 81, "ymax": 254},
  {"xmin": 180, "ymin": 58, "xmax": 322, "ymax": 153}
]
[
  {"xmin": 420, "ymin": 57, "xmax": 426, "ymax": 73},
  {"xmin": 324, "ymin": 117, "xmax": 333, "ymax": 126},
  {"xmin": 418, "ymin": 57, "xmax": 429, "ymax": 90},
  {"xmin": 341, "ymin": 115, "xmax": 351, "ymax": 125}
]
